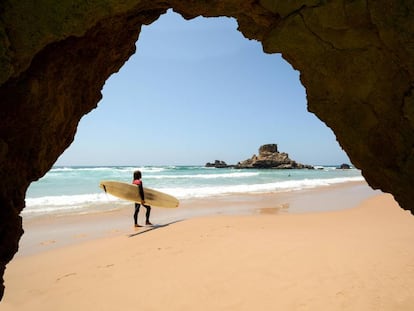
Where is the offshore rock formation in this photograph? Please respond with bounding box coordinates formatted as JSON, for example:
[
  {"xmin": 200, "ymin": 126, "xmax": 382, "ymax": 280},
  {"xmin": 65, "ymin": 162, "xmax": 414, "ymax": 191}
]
[
  {"xmin": 0, "ymin": 0, "xmax": 413, "ymax": 300},
  {"xmin": 205, "ymin": 160, "xmax": 233, "ymax": 168},
  {"xmin": 338, "ymin": 163, "xmax": 351, "ymax": 170},
  {"xmin": 236, "ymin": 144, "xmax": 313, "ymax": 169}
]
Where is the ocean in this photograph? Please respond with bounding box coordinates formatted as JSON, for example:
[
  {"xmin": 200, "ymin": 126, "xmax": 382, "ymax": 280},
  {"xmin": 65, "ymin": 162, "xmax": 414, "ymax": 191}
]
[{"xmin": 23, "ymin": 165, "xmax": 364, "ymax": 217}]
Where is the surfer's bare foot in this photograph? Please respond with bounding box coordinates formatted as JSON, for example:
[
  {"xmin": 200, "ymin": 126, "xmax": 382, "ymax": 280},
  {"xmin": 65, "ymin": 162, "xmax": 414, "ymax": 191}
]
[
  {"xmin": 146, "ymin": 221, "xmax": 153, "ymax": 226},
  {"xmin": 134, "ymin": 224, "xmax": 142, "ymax": 228}
]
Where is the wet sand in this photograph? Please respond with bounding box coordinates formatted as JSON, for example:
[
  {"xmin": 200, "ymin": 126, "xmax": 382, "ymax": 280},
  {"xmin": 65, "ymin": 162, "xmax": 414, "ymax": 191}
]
[{"xmin": 3, "ymin": 182, "xmax": 414, "ymax": 310}]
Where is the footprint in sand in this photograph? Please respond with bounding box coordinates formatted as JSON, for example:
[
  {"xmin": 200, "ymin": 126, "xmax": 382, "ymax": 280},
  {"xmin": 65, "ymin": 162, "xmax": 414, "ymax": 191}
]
[
  {"xmin": 73, "ymin": 233, "xmax": 87, "ymax": 239},
  {"xmin": 56, "ymin": 273, "xmax": 77, "ymax": 282},
  {"xmin": 40, "ymin": 240, "xmax": 56, "ymax": 246},
  {"xmin": 97, "ymin": 264, "xmax": 115, "ymax": 269},
  {"xmin": 106, "ymin": 229, "xmax": 125, "ymax": 236}
]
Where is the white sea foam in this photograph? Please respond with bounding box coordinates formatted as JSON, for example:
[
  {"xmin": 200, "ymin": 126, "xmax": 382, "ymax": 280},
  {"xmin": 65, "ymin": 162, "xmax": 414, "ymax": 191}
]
[
  {"xmin": 24, "ymin": 166, "xmax": 364, "ymax": 216},
  {"xmin": 51, "ymin": 167, "xmax": 116, "ymax": 172},
  {"xmin": 138, "ymin": 167, "xmax": 168, "ymax": 173},
  {"xmin": 148, "ymin": 172, "xmax": 259, "ymax": 179},
  {"xmin": 23, "ymin": 193, "xmax": 125, "ymax": 215},
  {"xmin": 50, "ymin": 166, "xmax": 168, "ymax": 173},
  {"xmin": 158, "ymin": 176, "xmax": 365, "ymax": 199}
]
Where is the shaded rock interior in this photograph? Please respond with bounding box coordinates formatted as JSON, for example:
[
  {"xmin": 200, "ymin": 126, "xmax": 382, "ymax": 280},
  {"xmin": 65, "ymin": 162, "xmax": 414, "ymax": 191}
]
[{"xmin": 1, "ymin": 0, "xmax": 413, "ymax": 300}]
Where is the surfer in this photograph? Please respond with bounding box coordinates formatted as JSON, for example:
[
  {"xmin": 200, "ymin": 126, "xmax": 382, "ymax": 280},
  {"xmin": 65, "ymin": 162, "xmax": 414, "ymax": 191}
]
[{"xmin": 132, "ymin": 170, "xmax": 152, "ymax": 227}]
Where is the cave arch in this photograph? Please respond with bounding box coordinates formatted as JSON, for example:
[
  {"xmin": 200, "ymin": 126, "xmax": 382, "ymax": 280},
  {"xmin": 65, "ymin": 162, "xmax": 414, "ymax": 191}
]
[
  {"xmin": 57, "ymin": 11, "xmax": 345, "ymax": 166},
  {"xmin": 0, "ymin": 0, "xmax": 413, "ymax": 300}
]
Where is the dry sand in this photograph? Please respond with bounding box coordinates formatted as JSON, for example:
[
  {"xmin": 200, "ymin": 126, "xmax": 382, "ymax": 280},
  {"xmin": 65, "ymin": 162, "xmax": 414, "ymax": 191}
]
[{"xmin": 2, "ymin": 183, "xmax": 414, "ymax": 310}]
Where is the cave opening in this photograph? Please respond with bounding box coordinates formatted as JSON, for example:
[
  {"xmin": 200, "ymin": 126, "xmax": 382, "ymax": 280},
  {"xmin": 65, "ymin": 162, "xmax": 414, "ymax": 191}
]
[
  {"xmin": 1, "ymin": 1, "xmax": 414, "ymax": 305},
  {"xmin": 55, "ymin": 10, "xmax": 348, "ymax": 167},
  {"xmin": 21, "ymin": 10, "xmax": 357, "ymax": 220},
  {"xmin": 22, "ymin": 10, "xmax": 354, "ymax": 217}
]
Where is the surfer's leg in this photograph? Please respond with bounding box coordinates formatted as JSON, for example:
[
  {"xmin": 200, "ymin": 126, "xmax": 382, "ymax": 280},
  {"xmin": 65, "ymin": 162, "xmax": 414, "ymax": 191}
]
[
  {"xmin": 144, "ymin": 205, "xmax": 152, "ymax": 225},
  {"xmin": 134, "ymin": 203, "xmax": 141, "ymax": 226}
]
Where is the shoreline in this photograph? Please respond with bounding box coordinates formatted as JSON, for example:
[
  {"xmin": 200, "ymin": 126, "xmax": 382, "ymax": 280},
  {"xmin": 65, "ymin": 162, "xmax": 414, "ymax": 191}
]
[
  {"xmin": 3, "ymin": 183, "xmax": 414, "ymax": 310},
  {"xmin": 24, "ymin": 165, "xmax": 364, "ymax": 217},
  {"xmin": 18, "ymin": 180, "xmax": 377, "ymax": 257},
  {"xmin": 0, "ymin": 185, "xmax": 414, "ymax": 311}
]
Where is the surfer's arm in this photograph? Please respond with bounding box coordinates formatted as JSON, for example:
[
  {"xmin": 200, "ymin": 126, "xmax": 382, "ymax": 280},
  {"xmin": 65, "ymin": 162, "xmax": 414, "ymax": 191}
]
[{"xmin": 138, "ymin": 183, "xmax": 145, "ymax": 203}]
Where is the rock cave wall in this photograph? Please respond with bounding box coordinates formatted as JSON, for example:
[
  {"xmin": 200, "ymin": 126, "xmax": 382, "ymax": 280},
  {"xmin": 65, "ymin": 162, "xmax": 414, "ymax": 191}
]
[{"xmin": 0, "ymin": 0, "xmax": 413, "ymax": 300}]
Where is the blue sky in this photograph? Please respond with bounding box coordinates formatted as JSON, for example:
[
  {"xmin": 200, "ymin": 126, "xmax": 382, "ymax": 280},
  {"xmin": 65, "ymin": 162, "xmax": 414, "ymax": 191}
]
[{"xmin": 55, "ymin": 10, "xmax": 350, "ymax": 166}]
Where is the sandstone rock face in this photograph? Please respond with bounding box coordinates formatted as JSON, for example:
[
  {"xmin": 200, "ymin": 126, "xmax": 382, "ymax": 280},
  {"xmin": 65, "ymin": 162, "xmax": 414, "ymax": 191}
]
[
  {"xmin": 0, "ymin": 0, "xmax": 413, "ymax": 300},
  {"xmin": 236, "ymin": 144, "xmax": 313, "ymax": 169},
  {"xmin": 259, "ymin": 144, "xmax": 279, "ymax": 154}
]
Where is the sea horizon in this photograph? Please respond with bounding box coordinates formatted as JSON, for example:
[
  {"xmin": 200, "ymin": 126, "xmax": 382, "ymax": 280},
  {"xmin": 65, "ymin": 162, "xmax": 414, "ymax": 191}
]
[{"xmin": 23, "ymin": 164, "xmax": 364, "ymax": 218}]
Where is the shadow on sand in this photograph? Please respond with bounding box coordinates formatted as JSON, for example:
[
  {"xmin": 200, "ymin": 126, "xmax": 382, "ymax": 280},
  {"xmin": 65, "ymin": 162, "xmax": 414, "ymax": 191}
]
[{"xmin": 128, "ymin": 220, "xmax": 184, "ymax": 238}]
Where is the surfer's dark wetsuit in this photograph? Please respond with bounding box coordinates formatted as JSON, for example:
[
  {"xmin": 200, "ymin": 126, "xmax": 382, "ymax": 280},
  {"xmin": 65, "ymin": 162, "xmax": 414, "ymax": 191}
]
[{"xmin": 133, "ymin": 170, "xmax": 152, "ymax": 227}]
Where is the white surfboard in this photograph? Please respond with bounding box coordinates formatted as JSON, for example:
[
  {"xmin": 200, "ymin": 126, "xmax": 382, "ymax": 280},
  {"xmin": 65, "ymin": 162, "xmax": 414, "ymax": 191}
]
[{"xmin": 99, "ymin": 180, "xmax": 179, "ymax": 208}]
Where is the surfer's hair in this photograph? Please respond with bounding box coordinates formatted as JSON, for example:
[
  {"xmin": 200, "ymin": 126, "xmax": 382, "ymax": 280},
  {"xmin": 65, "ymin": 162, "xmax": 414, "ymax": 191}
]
[{"xmin": 133, "ymin": 170, "xmax": 142, "ymax": 180}]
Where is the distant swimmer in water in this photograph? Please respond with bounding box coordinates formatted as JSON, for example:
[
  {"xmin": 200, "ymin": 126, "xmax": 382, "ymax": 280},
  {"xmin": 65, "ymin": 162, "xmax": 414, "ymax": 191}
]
[{"xmin": 132, "ymin": 170, "xmax": 152, "ymax": 227}]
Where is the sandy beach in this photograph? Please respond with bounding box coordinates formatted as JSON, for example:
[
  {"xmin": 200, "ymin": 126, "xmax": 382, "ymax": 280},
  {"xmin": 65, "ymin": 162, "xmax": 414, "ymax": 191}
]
[{"xmin": 2, "ymin": 182, "xmax": 414, "ymax": 310}]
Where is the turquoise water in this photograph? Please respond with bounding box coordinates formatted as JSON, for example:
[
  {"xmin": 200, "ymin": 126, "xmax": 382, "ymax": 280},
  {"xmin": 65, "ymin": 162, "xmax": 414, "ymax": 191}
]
[{"xmin": 24, "ymin": 165, "xmax": 364, "ymax": 216}]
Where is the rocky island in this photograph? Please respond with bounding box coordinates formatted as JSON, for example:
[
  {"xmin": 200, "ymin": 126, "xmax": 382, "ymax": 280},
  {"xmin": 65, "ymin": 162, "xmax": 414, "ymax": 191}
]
[
  {"xmin": 206, "ymin": 144, "xmax": 314, "ymax": 169},
  {"xmin": 205, "ymin": 160, "xmax": 234, "ymax": 168},
  {"xmin": 235, "ymin": 144, "xmax": 313, "ymax": 169}
]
